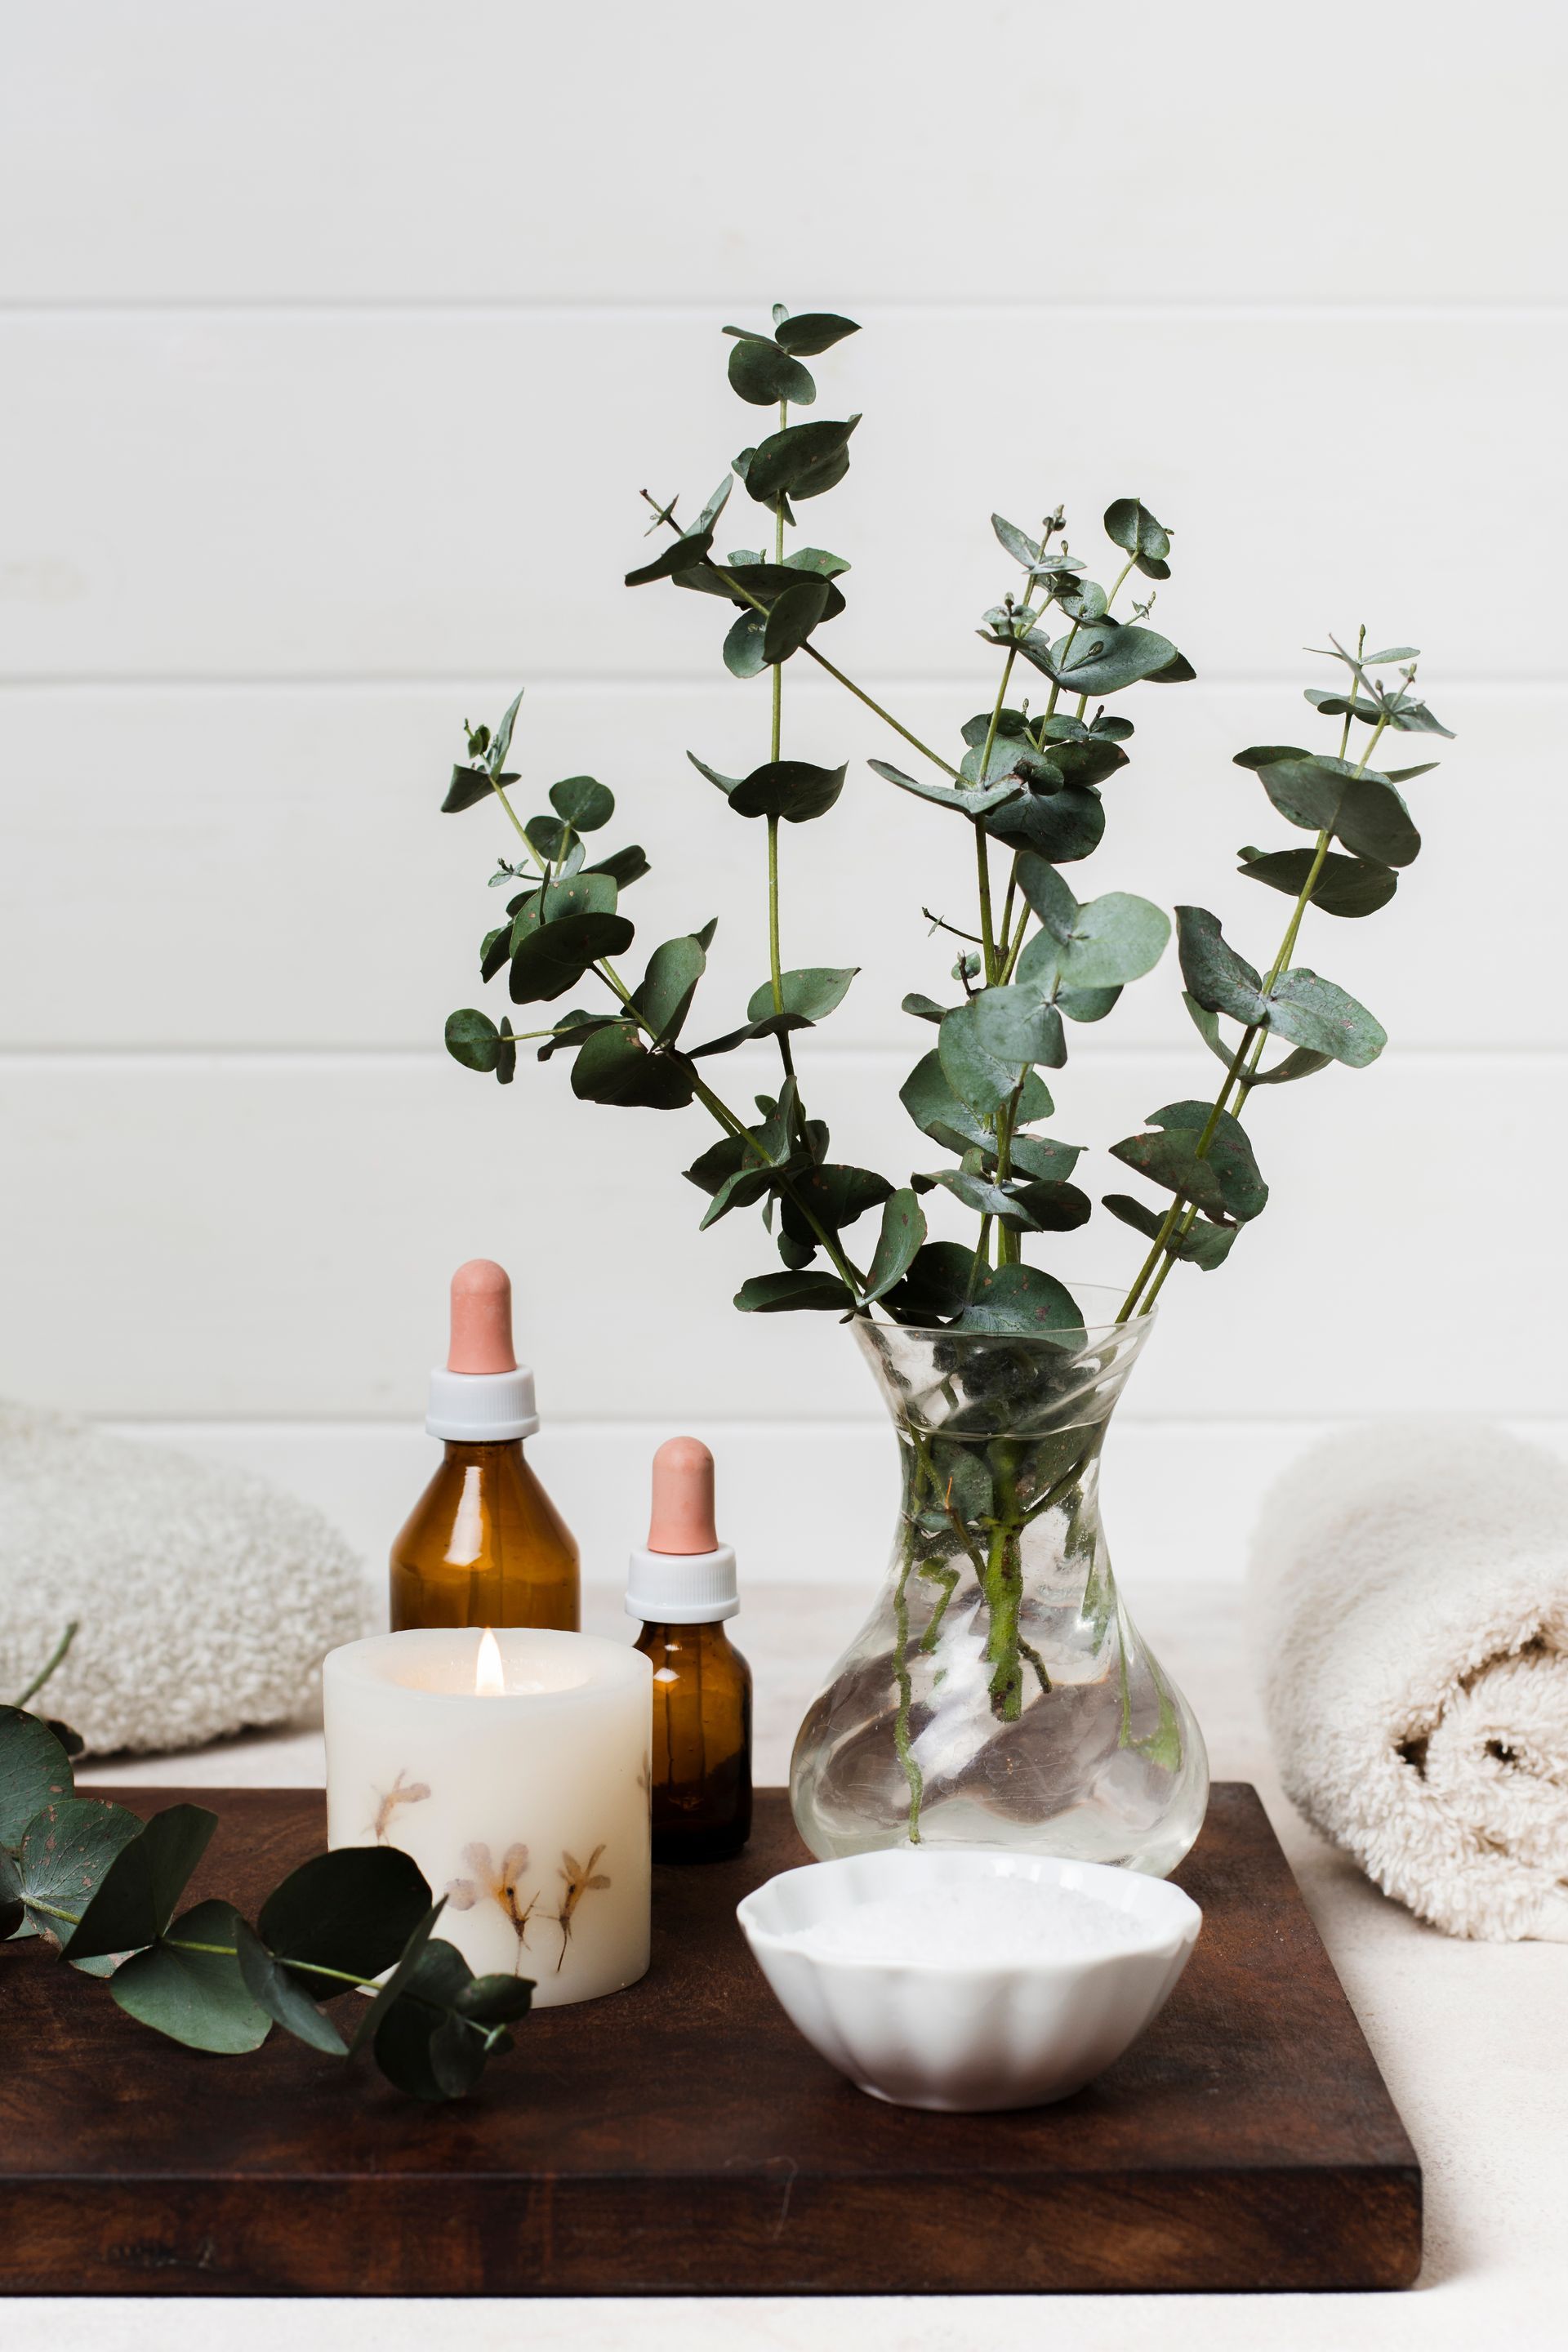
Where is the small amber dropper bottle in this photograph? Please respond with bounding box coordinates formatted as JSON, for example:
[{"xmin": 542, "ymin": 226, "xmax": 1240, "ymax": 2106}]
[
  {"xmin": 629, "ymin": 1437, "xmax": 752, "ymax": 1864},
  {"xmin": 390, "ymin": 1260, "xmax": 580, "ymax": 1633}
]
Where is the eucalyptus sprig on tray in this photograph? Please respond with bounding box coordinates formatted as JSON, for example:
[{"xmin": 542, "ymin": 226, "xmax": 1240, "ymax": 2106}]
[
  {"xmin": 0, "ymin": 1704, "xmax": 531, "ymax": 2101},
  {"xmin": 440, "ymin": 305, "xmax": 1448, "ymax": 1340}
]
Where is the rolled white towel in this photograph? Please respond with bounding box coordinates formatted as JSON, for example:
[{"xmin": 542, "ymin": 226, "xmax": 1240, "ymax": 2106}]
[
  {"xmin": 1248, "ymin": 1421, "xmax": 1568, "ymax": 1942},
  {"xmin": 0, "ymin": 1401, "xmax": 370, "ymax": 1755}
]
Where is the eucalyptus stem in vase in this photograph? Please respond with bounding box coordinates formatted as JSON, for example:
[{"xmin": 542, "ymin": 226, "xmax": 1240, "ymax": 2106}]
[{"xmin": 441, "ymin": 306, "xmax": 1450, "ymax": 1869}]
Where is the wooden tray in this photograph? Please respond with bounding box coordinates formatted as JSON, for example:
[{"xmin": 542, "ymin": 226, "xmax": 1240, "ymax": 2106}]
[{"xmin": 0, "ymin": 1782, "xmax": 1419, "ymax": 2296}]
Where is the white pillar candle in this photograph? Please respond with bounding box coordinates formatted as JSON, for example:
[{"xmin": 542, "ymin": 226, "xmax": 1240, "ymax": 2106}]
[{"xmin": 323, "ymin": 1627, "xmax": 651, "ymax": 2009}]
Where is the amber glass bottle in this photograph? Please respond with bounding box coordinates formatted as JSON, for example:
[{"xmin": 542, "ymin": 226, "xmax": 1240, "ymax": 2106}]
[
  {"xmin": 628, "ymin": 1437, "xmax": 751, "ymax": 1863},
  {"xmin": 390, "ymin": 1437, "xmax": 579, "ymax": 1631},
  {"xmin": 635, "ymin": 1616, "xmax": 752, "ymax": 1862},
  {"xmin": 390, "ymin": 1260, "xmax": 580, "ymax": 1633}
]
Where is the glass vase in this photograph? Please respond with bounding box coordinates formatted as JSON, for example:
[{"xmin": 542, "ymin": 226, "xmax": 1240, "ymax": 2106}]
[{"xmin": 790, "ymin": 1289, "xmax": 1208, "ymax": 1873}]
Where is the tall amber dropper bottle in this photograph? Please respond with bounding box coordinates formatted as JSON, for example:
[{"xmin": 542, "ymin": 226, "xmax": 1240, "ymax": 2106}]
[
  {"xmin": 629, "ymin": 1437, "xmax": 752, "ymax": 1863},
  {"xmin": 390, "ymin": 1260, "xmax": 580, "ymax": 1633}
]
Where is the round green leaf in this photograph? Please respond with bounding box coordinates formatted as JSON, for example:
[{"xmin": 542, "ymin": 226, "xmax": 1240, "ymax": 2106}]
[
  {"xmin": 1253, "ymin": 755, "xmax": 1421, "ymax": 868},
  {"xmin": 1019, "ymin": 621, "xmax": 1178, "ymax": 696},
  {"xmin": 257, "ymin": 1842, "xmax": 433, "ymax": 1987},
  {"xmin": 862, "ymin": 1190, "xmax": 926, "ymax": 1304},
  {"xmin": 16, "ymin": 1797, "xmax": 145, "ymax": 1946},
  {"xmin": 1237, "ymin": 845, "xmax": 1397, "ymax": 918},
  {"xmin": 1174, "ymin": 906, "xmax": 1264, "ymax": 1024},
  {"xmin": 781, "ymin": 1164, "xmax": 893, "ymax": 1245},
  {"xmin": 741, "ymin": 416, "xmax": 860, "ymax": 504},
  {"xmin": 745, "ymin": 967, "xmax": 857, "ymax": 1024},
  {"xmin": 723, "ymin": 609, "xmax": 769, "ymax": 678},
  {"xmin": 952, "ymin": 1265, "xmax": 1085, "ymax": 1339},
  {"xmin": 509, "ymin": 913, "xmax": 635, "ymax": 1004},
  {"xmin": 983, "ymin": 784, "xmax": 1106, "ymax": 864},
  {"xmin": 1018, "ymin": 892, "xmax": 1169, "ymax": 994},
  {"xmin": 728, "ymin": 760, "xmax": 847, "ymax": 824},
  {"xmin": 0, "ymin": 1704, "xmax": 74, "ymax": 1846},
  {"xmin": 939, "ymin": 991, "xmax": 1065, "ymax": 1117},
  {"xmin": 445, "ymin": 1008, "xmax": 501, "ymax": 1071},
  {"xmin": 64, "ymin": 1802, "xmax": 217, "ymax": 1962},
  {"xmin": 727, "ymin": 336, "xmax": 817, "ymax": 407},
  {"xmin": 549, "ymin": 776, "xmax": 614, "ymax": 832},
  {"xmin": 762, "ymin": 575, "xmax": 831, "ymax": 664},
  {"xmin": 882, "ymin": 1240, "xmax": 978, "ymax": 1325},
  {"xmin": 235, "ymin": 1915, "xmax": 350, "ymax": 2055},
  {"xmin": 110, "ymin": 1900, "xmax": 274, "ymax": 2054},
  {"xmin": 734, "ymin": 1270, "xmax": 855, "ymax": 1314},
  {"xmin": 633, "ymin": 933, "xmax": 707, "ymax": 1045},
  {"xmin": 773, "ymin": 312, "xmax": 860, "ymax": 357},
  {"xmin": 571, "ymin": 1025, "xmax": 696, "ymax": 1109},
  {"xmin": 1102, "ymin": 497, "xmax": 1172, "ymax": 579},
  {"xmin": 1263, "ymin": 969, "xmax": 1386, "ymax": 1067}
]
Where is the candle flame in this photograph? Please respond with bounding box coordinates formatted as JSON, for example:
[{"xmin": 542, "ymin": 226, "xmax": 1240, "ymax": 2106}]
[{"xmin": 475, "ymin": 1625, "xmax": 505, "ymax": 1696}]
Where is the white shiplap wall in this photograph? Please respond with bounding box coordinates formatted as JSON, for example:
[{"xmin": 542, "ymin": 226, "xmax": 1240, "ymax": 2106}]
[{"xmin": 2, "ymin": 1, "xmax": 1562, "ymax": 1597}]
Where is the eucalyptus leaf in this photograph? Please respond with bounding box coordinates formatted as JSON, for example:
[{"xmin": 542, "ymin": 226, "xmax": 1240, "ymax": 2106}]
[
  {"xmin": 939, "ymin": 991, "xmax": 1064, "ymax": 1118},
  {"xmin": 723, "ymin": 609, "xmax": 769, "ymax": 678},
  {"xmin": 1263, "ymin": 969, "xmax": 1386, "ymax": 1067},
  {"xmin": 742, "ymin": 416, "xmax": 860, "ymax": 504},
  {"xmin": 444, "ymin": 1008, "xmax": 501, "ymax": 1072},
  {"xmin": 991, "ymin": 514, "xmax": 1042, "ymax": 568},
  {"xmin": 953, "ymin": 1264, "xmax": 1085, "ymax": 1339},
  {"xmin": 346, "ymin": 1900, "xmax": 449, "ymax": 2056},
  {"xmin": 862, "ymin": 1190, "xmax": 926, "ymax": 1303},
  {"xmin": 728, "ymin": 760, "xmax": 847, "ymax": 823},
  {"xmin": 1102, "ymin": 1192, "xmax": 1238, "ymax": 1272},
  {"xmin": 16, "ymin": 1797, "xmax": 145, "ymax": 1946},
  {"xmin": 110, "ymin": 1900, "xmax": 274, "ymax": 2054},
  {"xmin": 442, "ymin": 765, "xmax": 500, "ymax": 814},
  {"xmin": 550, "ymin": 776, "xmax": 615, "ymax": 832},
  {"xmin": 902, "ymin": 992, "xmax": 945, "ymax": 1025},
  {"xmin": 1111, "ymin": 1100, "xmax": 1268, "ymax": 1223},
  {"xmin": 780, "ymin": 1164, "xmax": 892, "ymax": 1242},
  {"xmin": 773, "ymin": 312, "xmax": 860, "ymax": 356},
  {"xmin": 625, "ymin": 523, "xmax": 715, "ymax": 587},
  {"xmin": 983, "ymin": 783, "xmax": 1106, "ymax": 864},
  {"xmin": 684, "ymin": 1012, "xmax": 812, "ymax": 1059},
  {"xmin": 734, "ymin": 1270, "xmax": 856, "ymax": 1313},
  {"xmin": 257, "ymin": 1843, "xmax": 433, "ymax": 1989},
  {"xmin": 1019, "ymin": 621, "xmax": 1179, "ymax": 696},
  {"xmin": 1016, "ymin": 892, "xmax": 1169, "ymax": 995},
  {"xmin": 869, "ymin": 756, "xmax": 1026, "ymax": 822},
  {"xmin": 1248, "ymin": 753, "xmax": 1421, "ymax": 867},
  {"xmin": 901, "ymin": 1049, "xmax": 1050, "ymax": 1151},
  {"xmin": 883, "ymin": 1241, "xmax": 978, "ymax": 1325},
  {"xmin": 727, "ymin": 335, "xmax": 817, "ymax": 408},
  {"xmin": 540, "ymin": 871, "xmax": 618, "ymax": 923},
  {"xmin": 571, "ymin": 1024, "xmax": 697, "ymax": 1109},
  {"xmin": 634, "ymin": 933, "xmax": 707, "ymax": 1045},
  {"xmin": 0, "ymin": 1705, "xmax": 74, "ymax": 1845},
  {"xmin": 762, "ymin": 574, "xmax": 831, "ymax": 663},
  {"xmin": 1174, "ymin": 906, "xmax": 1264, "ymax": 1023},
  {"xmin": 64, "ymin": 1802, "xmax": 217, "ymax": 1962},
  {"xmin": 509, "ymin": 913, "xmax": 635, "ymax": 1003},
  {"xmin": 1237, "ymin": 845, "xmax": 1397, "ymax": 917},
  {"xmin": 584, "ymin": 844, "xmax": 650, "ymax": 890},
  {"xmin": 1102, "ymin": 497, "xmax": 1172, "ymax": 579},
  {"xmin": 745, "ymin": 966, "xmax": 857, "ymax": 1024},
  {"xmin": 235, "ymin": 1914, "xmax": 350, "ymax": 2055}
]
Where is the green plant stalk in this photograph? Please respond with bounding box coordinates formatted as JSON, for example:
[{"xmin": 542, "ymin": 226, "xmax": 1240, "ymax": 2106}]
[
  {"xmin": 11, "ymin": 1619, "xmax": 78, "ymax": 1709},
  {"xmin": 641, "ymin": 492, "xmax": 962, "ymax": 781},
  {"xmin": 1116, "ymin": 710, "xmax": 1392, "ymax": 1320}
]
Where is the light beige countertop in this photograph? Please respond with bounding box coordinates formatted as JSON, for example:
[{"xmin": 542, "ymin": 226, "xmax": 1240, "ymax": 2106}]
[{"xmin": 38, "ymin": 1581, "xmax": 1567, "ymax": 2350}]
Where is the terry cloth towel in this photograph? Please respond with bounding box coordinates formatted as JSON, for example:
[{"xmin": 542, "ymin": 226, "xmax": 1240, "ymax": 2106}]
[
  {"xmin": 1249, "ymin": 1422, "xmax": 1568, "ymax": 1942},
  {"xmin": 0, "ymin": 1401, "xmax": 368, "ymax": 1755}
]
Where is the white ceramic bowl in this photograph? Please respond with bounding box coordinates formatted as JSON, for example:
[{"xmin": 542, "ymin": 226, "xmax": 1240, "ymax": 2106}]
[{"xmin": 737, "ymin": 1846, "xmax": 1201, "ymax": 2112}]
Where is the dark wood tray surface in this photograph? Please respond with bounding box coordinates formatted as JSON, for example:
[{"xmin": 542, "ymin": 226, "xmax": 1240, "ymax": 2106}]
[{"xmin": 0, "ymin": 1782, "xmax": 1419, "ymax": 2297}]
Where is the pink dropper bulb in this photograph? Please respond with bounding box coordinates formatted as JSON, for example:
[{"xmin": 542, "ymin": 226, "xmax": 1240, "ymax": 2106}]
[
  {"xmin": 447, "ymin": 1259, "xmax": 518, "ymax": 1374},
  {"xmin": 647, "ymin": 1436, "xmax": 719, "ymax": 1557}
]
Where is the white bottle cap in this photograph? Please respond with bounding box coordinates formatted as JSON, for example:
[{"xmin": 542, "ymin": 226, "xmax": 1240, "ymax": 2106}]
[
  {"xmin": 626, "ymin": 1437, "xmax": 739, "ymax": 1624},
  {"xmin": 425, "ymin": 1259, "xmax": 541, "ymax": 1442},
  {"xmin": 426, "ymin": 1362, "xmax": 540, "ymax": 1443}
]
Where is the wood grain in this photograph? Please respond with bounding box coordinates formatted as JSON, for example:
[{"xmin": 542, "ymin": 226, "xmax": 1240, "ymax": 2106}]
[{"xmin": 0, "ymin": 1784, "xmax": 1419, "ymax": 2296}]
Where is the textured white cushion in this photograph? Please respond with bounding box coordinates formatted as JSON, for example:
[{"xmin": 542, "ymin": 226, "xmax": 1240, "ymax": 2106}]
[{"xmin": 0, "ymin": 1402, "xmax": 369, "ymax": 1755}]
